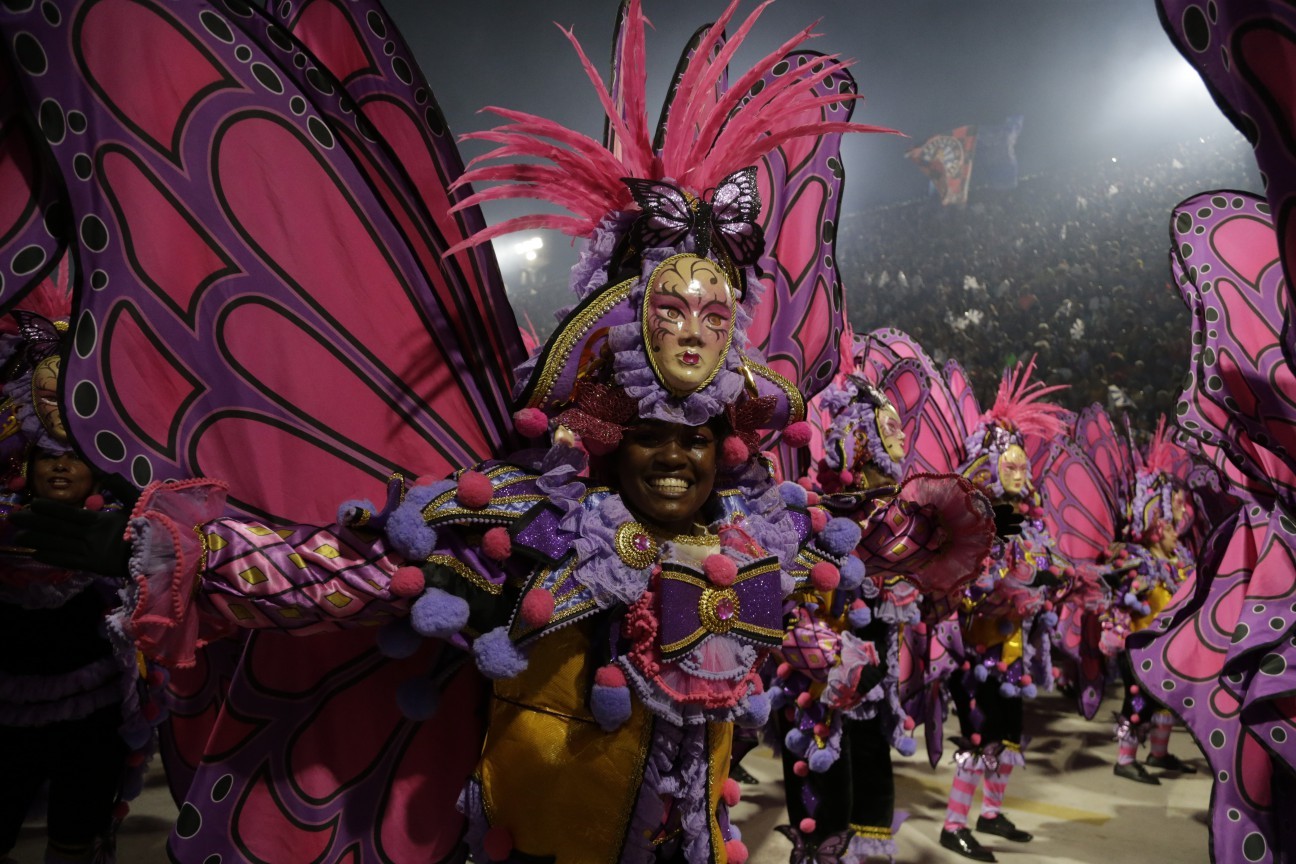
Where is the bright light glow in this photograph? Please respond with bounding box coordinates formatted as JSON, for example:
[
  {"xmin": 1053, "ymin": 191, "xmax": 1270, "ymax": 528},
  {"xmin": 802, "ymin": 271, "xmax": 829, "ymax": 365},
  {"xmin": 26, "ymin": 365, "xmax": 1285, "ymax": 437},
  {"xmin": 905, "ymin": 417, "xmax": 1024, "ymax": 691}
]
[
  {"xmin": 1111, "ymin": 157, "xmax": 1118, "ymax": 163},
  {"xmin": 511, "ymin": 236, "xmax": 544, "ymax": 257}
]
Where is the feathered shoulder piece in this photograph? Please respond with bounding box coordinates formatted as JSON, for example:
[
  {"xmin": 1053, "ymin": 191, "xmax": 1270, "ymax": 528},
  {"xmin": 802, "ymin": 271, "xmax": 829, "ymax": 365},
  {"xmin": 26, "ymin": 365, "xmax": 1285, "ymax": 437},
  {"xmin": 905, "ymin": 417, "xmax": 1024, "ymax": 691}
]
[{"xmin": 980, "ymin": 355, "xmax": 1069, "ymax": 441}]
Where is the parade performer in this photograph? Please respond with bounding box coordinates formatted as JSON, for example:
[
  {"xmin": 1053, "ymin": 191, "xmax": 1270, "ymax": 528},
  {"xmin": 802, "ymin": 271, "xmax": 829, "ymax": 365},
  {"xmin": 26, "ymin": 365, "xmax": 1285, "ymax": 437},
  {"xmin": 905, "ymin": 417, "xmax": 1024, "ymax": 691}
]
[
  {"xmin": 0, "ymin": 0, "xmax": 894, "ymax": 860},
  {"xmin": 0, "ymin": 288, "xmax": 163, "ymax": 864},
  {"xmin": 903, "ymin": 357, "xmax": 1068, "ymax": 863},
  {"xmin": 770, "ymin": 332, "xmax": 995, "ymax": 863}
]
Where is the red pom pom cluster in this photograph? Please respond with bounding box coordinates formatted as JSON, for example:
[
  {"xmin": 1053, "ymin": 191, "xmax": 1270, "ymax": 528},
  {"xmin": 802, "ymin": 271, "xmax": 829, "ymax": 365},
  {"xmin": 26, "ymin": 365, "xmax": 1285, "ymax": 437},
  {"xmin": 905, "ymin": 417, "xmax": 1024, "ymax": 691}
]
[
  {"xmin": 704, "ymin": 554, "xmax": 737, "ymax": 587},
  {"xmin": 594, "ymin": 664, "xmax": 627, "ymax": 688},
  {"xmin": 457, "ymin": 471, "xmax": 493, "ymax": 509},
  {"xmin": 482, "ymin": 526, "xmax": 512, "ymax": 561},
  {"xmin": 720, "ymin": 435, "xmax": 750, "ymax": 467},
  {"xmin": 390, "ymin": 566, "xmax": 426, "ymax": 598},
  {"xmin": 519, "ymin": 589, "xmax": 555, "ymax": 627},
  {"xmin": 783, "ymin": 421, "xmax": 812, "ymax": 448},
  {"xmin": 809, "ymin": 561, "xmax": 840, "ymax": 592},
  {"xmin": 513, "ymin": 407, "xmax": 549, "ymax": 438}
]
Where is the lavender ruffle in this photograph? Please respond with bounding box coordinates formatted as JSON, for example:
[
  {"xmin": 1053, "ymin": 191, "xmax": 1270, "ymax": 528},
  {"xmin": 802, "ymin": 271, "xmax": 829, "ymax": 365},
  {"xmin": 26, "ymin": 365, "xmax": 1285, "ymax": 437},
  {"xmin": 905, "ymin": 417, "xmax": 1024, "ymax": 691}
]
[
  {"xmin": 533, "ymin": 444, "xmax": 588, "ymax": 531},
  {"xmin": 625, "ymin": 721, "xmax": 712, "ymax": 864},
  {"xmin": 569, "ymin": 494, "xmax": 653, "ymax": 608},
  {"xmin": 567, "ymin": 210, "xmax": 638, "ymax": 299}
]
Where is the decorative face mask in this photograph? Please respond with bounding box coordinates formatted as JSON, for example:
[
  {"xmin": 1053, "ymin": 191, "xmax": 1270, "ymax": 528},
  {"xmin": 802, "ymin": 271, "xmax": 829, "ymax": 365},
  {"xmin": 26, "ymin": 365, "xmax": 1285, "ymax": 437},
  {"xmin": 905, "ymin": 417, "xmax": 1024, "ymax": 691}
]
[
  {"xmin": 1170, "ymin": 488, "xmax": 1186, "ymax": 528},
  {"xmin": 31, "ymin": 355, "xmax": 67, "ymax": 442},
  {"xmin": 875, "ymin": 404, "xmax": 906, "ymax": 462},
  {"xmin": 643, "ymin": 254, "xmax": 735, "ymax": 396},
  {"xmin": 997, "ymin": 443, "xmax": 1028, "ymax": 496}
]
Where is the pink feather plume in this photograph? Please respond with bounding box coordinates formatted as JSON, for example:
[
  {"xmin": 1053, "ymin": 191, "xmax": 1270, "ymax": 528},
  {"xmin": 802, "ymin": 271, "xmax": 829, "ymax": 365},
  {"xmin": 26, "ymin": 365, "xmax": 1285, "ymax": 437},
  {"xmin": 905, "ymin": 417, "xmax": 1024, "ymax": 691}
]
[{"xmin": 982, "ymin": 355, "xmax": 1070, "ymax": 440}]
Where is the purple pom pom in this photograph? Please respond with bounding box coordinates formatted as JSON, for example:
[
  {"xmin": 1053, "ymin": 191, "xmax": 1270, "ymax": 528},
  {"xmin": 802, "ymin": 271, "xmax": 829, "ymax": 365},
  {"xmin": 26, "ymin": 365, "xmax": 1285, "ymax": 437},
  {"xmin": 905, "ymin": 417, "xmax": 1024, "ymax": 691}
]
[
  {"xmin": 997, "ymin": 618, "xmax": 1016, "ymax": 636},
  {"xmin": 848, "ymin": 605, "xmax": 873, "ymax": 629},
  {"xmin": 410, "ymin": 587, "xmax": 469, "ymax": 639},
  {"xmin": 973, "ymin": 664, "xmax": 989, "ymax": 682},
  {"xmin": 784, "ymin": 727, "xmax": 809, "ymax": 755},
  {"xmin": 738, "ymin": 691, "xmax": 771, "ymax": 728},
  {"xmin": 472, "ymin": 626, "xmax": 528, "ymax": 679},
  {"xmin": 1040, "ymin": 611, "xmax": 1059, "ymax": 628},
  {"xmin": 1021, "ymin": 683, "xmax": 1039, "ymax": 699},
  {"xmin": 385, "ymin": 484, "xmax": 443, "ymax": 560},
  {"xmin": 808, "ymin": 748, "xmax": 836, "ymax": 773},
  {"xmin": 779, "ymin": 481, "xmax": 808, "ymax": 508},
  {"xmin": 1124, "ymin": 591, "xmax": 1139, "ymax": 607},
  {"xmin": 839, "ymin": 556, "xmax": 865, "ymax": 590},
  {"xmin": 897, "ymin": 737, "xmax": 918, "ymax": 757},
  {"xmin": 396, "ymin": 677, "xmax": 440, "ymax": 720},
  {"xmin": 999, "ymin": 682, "xmax": 1020, "ymax": 698},
  {"xmin": 337, "ymin": 498, "xmax": 378, "ymax": 527},
  {"xmin": 377, "ymin": 619, "xmax": 424, "ymax": 659},
  {"xmin": 818, "ymin": 517, "xmax": 862, "ymax": 556},
  {"xmin": 767, "ymin": 685, "xmax": 788, "ymax": 709},
  {"xmin": 590, "ymin": 683, "xmax": 633, "ymax": 731},
  {"xmin": 122, "ymin": 724, "xmax": 153, "ymax": 751}
]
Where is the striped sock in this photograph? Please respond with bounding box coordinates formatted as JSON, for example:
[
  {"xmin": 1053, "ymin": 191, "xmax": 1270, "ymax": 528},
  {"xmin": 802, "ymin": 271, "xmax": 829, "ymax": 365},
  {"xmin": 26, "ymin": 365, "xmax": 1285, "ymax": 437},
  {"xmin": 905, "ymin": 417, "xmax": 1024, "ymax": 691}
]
[
  {"xmin": 1117, "ymin": 731, "xmax": 1139, "ymax": 766},
  {"xmin": 1149, "ymin": 711, "xmax": 1173, "ymax": 758},
  {"xmin": 982, "ymin": 765, "xmax": 1012, "ymax": 819},
  {"xmin": 943, "ymin": 764, "xmax": 982, "ymax": 832}
]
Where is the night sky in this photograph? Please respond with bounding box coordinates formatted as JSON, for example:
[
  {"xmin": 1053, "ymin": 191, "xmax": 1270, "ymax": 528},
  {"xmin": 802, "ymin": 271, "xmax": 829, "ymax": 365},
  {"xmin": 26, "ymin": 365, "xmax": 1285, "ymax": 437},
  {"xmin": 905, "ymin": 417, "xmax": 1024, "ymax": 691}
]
[{"xmin": 387, "ymin": 0, "xmax": 1251, "ymax": 213}]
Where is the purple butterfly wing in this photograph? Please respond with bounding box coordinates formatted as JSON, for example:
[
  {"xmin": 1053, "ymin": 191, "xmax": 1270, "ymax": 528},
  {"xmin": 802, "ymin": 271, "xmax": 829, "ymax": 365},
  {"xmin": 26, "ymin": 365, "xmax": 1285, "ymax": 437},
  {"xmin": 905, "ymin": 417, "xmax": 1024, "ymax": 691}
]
[
  {"xmin": 624, "ymin": 177, "xmax": 697, "ymax": 251},
  {"xmin": 750, "ymin": 52, "xmax": 856, "ymax": 400},
  {"xmin": 710, "ymin": 166, "xmax": 765, "ymax": 267},
  {"xmin": 1157, "ymin": 0, "xmax": 1296, "ymax": 315}
]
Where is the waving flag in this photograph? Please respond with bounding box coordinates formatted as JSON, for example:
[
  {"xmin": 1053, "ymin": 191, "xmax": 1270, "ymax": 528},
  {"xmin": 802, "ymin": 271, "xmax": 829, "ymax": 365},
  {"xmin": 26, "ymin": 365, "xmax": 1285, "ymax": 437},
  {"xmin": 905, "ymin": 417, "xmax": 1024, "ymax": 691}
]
[{"xmin": 906, "ymin": 125, "xmax": 977, "ymax": 206}]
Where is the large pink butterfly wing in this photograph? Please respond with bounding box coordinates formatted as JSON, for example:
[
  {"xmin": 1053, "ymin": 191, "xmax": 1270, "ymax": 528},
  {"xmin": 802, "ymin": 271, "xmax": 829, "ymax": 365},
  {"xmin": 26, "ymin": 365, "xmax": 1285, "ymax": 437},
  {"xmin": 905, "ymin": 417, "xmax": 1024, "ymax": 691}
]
[{"xmin": 0, "ymin": 2, "xmax": 507, "ymax": 860}]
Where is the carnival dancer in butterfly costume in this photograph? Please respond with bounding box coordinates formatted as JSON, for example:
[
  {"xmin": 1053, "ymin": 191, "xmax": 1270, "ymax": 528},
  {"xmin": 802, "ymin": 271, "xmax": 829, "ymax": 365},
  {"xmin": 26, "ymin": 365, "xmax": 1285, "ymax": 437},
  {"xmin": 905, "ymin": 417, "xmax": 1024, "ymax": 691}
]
[
  {"xmin": 770, "ymin": 330, "xmax": 994, "ymax": 864},
  {"xmin": 1100, "ymin": 418, "xmax": 1199, "ymax": 784},
  {"xmin": 0, "ymin": 281, "xmax": 164, "ymax": 864},
  {"xmin": 0, "ymin": 0, "xmax": 896, "ymax": 861},
  {"xmin": 920, "ymin": 359, "xmax": 1069, "ymax": 863}
]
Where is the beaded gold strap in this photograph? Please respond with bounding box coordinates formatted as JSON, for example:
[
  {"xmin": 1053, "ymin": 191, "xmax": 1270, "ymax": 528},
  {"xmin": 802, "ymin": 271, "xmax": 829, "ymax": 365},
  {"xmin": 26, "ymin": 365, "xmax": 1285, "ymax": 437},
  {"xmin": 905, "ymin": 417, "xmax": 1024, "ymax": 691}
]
[
  {"xmin": 850, "ymin": 824, "xmax": 893, "ymax": 839},
  {"xmin": 192, "ymin": 524, "xmax": 210, "ymax": 596}
]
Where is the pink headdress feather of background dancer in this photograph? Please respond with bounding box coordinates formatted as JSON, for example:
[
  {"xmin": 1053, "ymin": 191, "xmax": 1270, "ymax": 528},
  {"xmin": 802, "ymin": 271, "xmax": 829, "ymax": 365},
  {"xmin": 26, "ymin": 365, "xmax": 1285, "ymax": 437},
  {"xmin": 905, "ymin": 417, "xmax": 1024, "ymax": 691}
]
[{"xmin": 981, "ymin": 355, "xmax": 1070, "ymax": 441}]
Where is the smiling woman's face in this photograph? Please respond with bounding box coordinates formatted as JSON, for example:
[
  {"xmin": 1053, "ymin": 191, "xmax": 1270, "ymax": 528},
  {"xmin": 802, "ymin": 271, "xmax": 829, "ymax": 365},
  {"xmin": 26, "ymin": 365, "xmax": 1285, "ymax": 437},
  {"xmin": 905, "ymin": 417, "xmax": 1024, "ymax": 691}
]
[
  {"xmin": 644, "ymin": 255, "xmax": 735, "ymax": 396},
  {"xmin": 30, "ymin": 450, "xmax": 94, "ymax": 506},
  {"xmin": 615, "ymin": 420, "xmax": 718, "ymax": 535}
]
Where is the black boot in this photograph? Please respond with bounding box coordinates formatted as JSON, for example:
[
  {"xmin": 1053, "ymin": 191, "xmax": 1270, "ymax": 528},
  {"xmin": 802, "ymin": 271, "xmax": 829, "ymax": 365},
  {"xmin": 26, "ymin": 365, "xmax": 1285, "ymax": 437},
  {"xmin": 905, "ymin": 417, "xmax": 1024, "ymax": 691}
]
[
  {"xmin": 1114, "ymin": 761, "xmax": 1161, "ymax": 784},
  {"xmin": 975, "ymin": 813, "xmax": 1033, "ymax": 842},
  {"xmin": 939, "ymin": 827, "xmax": 996, "ymax": 862}
]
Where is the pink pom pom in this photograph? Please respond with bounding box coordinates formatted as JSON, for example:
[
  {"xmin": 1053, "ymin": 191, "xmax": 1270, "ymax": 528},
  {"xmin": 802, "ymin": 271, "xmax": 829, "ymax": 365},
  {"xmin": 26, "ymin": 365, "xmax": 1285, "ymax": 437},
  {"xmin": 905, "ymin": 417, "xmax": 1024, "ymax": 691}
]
[
  {"xmin": 1017, "ymin": 501, "xmax": 1030, "ymax": 514},
  {"xmin": 795, "ymin": 692, "xmax": 813, "ymax": 709},
  {"xmin": 969, "ymin": 699, "xmax": 977, "ymax": 710},
  {"xmin": 725, "ymin": 839, "xmax": 750, "ymax": 864},
  {"xmin": 1130, "ymin": 713, "xmax": 1140, "ymax": 724},
  {"xmin": 595, "ymin": 664, "xmax": 626, "ymax": 688},
  {"xmin": 776, "ymin": 662, "xmax": 792, "ymax": 679},
  {"xmin": 390, "ymin": 566, "xmax": 426, "ymax": 598},
  {"xmin": 1020, "ymin": 674, "xmax": 1033, "ymax": 686},
  {"xmin": 903, "ymin": 716, "xmax": 916, "ymax": 731},
  {"xmin": 996, "ymin": 661, "xmax": 1009, "ymax": 673},
  {"xmin": 1129, "ymin": 684, "xmax": 1139, "ymax": 695},
  {"xmin": 112, "ymin": 802, "xmax": 130, "ymax": 821},
  {"xmin": 970, "ymin": 733, "xmax": 982, "ymax": 746},
  {"xmin": 851, "ymin": 599, "xmax": 866, "ymax": 611},
  {"xmin": 799, "ymin": 817, "xmax": 817, "ymax": 834},
  {"xmin": 83, "ymin": 494, "xmax": 104, "ymax": 511},
  {"xmin": 483, "ymin": 826, "xmax": 513, "ymax": 861},
  {"xmin": 126, "ymin": 750, "xmax": 148, "ymax": 767},
  {"xmin": 797, "ymin": 477, "xmax": 815, "ymax": 491},
  {"xmin": 413, "ymin": 474, "xmax": 440, "ymax": 486},
  {"xmin": 519, "ymin": 589, "xmax": 555, "ymax": 627},
  {"xmin": 809, "ymin": 508, "xmax": 828, "ymax": 533},
  {"xmin": 813, "ymin": 723, "xmax": 830, "ymax": 738},
  {"xmin": 457, "ymin": 471, "xmax": 492, "ymax": 509},
  {"xmin": 961, "ymin": 661, "xmax": 971, "ymax": 671},
  {"xmin": 720, "ymin": 435, "xmax": 750, "ymax": 467},
  {"xmin": 1052, "ymin": 666, "xmax": 1062, "ymax": 678},
  {"xmin": 805, "ymin": 491, "xmax": 821, "ymax": 507},
  {"xmin": 809, "ymin": 562, "xmax": 840, "ymax": 592},
  {"xmin": 482, "ymin": 526, "xmax": 512, "ymax": 561},
  {"xmin": 704, "ymin": 554, "xmax": 738, "ymax": 587},
  {"xmin": 783, "ymin": 421, "xmax": 813, "ymax": 448},
  {"xmin": 1043, "ymin": 601, "xmax": 1054, "ymax": 612},
  {"xmin": 838, "ymin": 470, "xmax": 854, "ymax": 486},
  {"xmin": 792, "ymin": 761, "xmax": 810, "ymax": 777},
  {"xmin": 5, "ymin": 476, "xmax": 24, "ymax": 492},
  {"xmin": 722, "ymin": 777, "xmax": 742, "ymax": 807},
  {"xmin": 143, "ymin": 702, "xmax": 160, "ymax": 721},
  {"xmin": 513, "ymin": 407, "xmax": 549, "ymax": 438}
]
